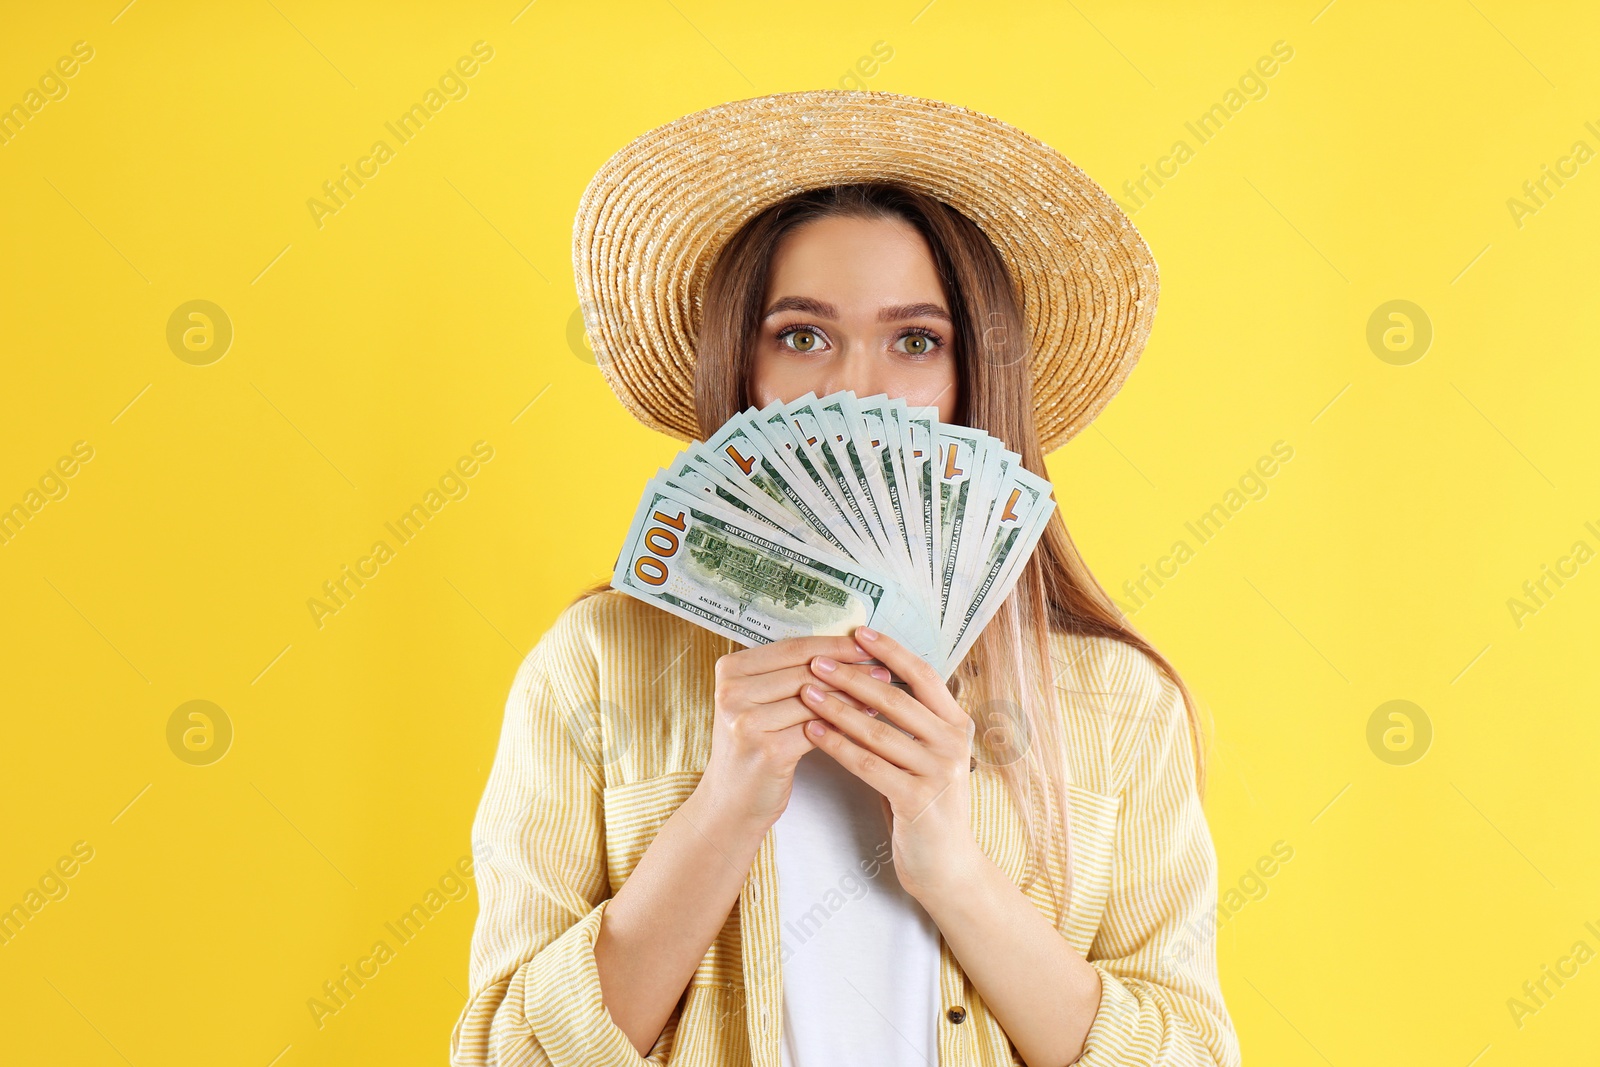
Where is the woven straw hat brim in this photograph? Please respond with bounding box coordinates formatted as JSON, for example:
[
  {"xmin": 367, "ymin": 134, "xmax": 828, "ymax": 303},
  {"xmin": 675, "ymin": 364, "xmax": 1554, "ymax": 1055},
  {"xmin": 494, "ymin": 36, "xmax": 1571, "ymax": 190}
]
[{"xmin": 572, "ymin": 89, "xmax": 1158, "ymax": 454}]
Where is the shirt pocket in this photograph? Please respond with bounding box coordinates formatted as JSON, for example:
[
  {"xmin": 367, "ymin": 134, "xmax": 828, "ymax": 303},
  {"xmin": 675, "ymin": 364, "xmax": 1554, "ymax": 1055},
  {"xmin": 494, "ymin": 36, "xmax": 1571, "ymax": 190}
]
[
  {"xmin": 969, "ymin": 772, "xmax": 1122, "ymax": 947},
  {"xmin": 1059, "ymin": 783, "xmax": 1122, "ymax": 956},
  {"xmin": 601, "ymin": 769, "xmax": 703, "ymax": 892},
  {"xmin": 600, "ymin": 768, "xmax": 745, "ymax": 991}
]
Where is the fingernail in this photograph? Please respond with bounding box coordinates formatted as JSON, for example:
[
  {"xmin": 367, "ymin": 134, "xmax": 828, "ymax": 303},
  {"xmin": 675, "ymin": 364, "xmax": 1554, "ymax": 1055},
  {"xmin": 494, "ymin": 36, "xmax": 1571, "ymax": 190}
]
[
  {"xmin": 803, "ymin": 684, "xmax": 823, "ymax": 701},
  {"xmin": 857, "ymin": 626, "xmax": 879, "ymax": 641},
  {"xmin": 870, "ymin": 667, "xmax": 891, "ymax": 682},
  {"xmin": 807, "ymin": 720, "xmax": 826, "ymax": 737},
  {"xmin": 866, "ymin": 708, "xmax": 878, "ymax": 717},
  {"xmin": 813, "ymin": 656, "xmax": 837, "ymax": 673}
]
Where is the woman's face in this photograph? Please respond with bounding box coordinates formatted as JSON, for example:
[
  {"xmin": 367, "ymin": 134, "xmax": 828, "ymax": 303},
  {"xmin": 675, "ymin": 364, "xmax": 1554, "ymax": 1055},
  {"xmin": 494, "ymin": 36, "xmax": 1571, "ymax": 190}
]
[{"xmin": 750, "ymin": 214, "xmax": 960, "ymax": 423}]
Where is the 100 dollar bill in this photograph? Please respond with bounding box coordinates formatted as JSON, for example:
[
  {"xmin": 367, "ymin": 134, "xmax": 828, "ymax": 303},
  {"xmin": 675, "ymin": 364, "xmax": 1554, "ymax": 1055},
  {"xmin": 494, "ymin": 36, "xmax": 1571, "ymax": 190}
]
[{"xmin": 612, "ymin": 477, "xmax": 944, "ymax": 671}]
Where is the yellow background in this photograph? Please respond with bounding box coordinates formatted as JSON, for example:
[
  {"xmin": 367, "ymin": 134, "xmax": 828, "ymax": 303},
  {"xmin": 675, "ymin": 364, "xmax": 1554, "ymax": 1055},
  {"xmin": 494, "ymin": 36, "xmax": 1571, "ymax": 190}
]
[{"xmin": 3, "ymin": 0, "xmax": 1596, "ymax": 1063}]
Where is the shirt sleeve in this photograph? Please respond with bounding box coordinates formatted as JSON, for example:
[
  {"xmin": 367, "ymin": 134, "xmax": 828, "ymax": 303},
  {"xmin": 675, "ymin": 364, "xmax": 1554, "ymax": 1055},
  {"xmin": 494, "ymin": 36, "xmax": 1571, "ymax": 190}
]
[
  {"xmin": 450, "ymin": 612, "xmax": 681, "ymax": 1066},
  {"xmin": 1074, "ymin": 665, "xmax": 1241, "ymax": 1067}
]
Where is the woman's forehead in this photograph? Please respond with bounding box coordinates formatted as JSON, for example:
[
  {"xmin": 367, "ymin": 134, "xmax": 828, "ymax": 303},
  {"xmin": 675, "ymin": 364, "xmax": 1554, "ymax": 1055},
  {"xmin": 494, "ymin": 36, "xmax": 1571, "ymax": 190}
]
[{"xmin": 764, "ymin": 216, "xmax": 947, "ymax": 310}]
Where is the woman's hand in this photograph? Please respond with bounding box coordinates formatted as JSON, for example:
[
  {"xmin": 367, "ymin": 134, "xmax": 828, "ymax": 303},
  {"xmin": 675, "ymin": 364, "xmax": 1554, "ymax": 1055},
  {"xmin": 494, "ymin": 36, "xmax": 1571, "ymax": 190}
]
[
  {"xmin": 697, "ymin": 634, "xmax": 879, "ymax": 832},
  {"xmin": 799, "ymin": 624, "xmax": 982, "ymax": 903}
]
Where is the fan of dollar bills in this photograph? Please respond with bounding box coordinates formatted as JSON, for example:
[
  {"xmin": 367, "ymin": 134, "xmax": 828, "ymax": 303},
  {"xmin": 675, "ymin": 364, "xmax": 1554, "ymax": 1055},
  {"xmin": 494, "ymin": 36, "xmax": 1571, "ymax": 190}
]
[{"xmin": 609, "ymin": 389, "xmax": 1056, "ymax": 681}]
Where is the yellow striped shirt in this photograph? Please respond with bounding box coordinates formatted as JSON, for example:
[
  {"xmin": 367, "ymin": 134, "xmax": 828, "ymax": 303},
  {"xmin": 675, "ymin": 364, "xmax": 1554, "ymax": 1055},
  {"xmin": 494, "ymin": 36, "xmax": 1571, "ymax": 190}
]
[{"xmin": 451, "ymin": 589, "xmax": 1240, "ymax": 1066}]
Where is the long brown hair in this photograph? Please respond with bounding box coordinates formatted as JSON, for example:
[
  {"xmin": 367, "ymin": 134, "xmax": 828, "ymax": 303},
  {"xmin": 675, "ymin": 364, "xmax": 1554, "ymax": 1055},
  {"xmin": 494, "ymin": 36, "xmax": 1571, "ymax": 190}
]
[{"xmin": 576, "ymin": 181, "xmax": 1207, "ymax": 917}]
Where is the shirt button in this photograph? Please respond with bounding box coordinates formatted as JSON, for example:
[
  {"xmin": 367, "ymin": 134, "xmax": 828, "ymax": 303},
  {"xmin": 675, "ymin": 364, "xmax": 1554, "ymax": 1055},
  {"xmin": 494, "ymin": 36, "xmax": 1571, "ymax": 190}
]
[{"xmin": 946, "ymin": 1006, "xmax": 967, "ymax": 1024}]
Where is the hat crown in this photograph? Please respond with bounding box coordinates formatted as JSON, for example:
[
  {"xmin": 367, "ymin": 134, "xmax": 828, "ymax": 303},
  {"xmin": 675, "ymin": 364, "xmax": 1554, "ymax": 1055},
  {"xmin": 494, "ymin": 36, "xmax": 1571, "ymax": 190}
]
[{"xmin": 573, "ymin": 89, "xmax": 1158, "ymax": 454}]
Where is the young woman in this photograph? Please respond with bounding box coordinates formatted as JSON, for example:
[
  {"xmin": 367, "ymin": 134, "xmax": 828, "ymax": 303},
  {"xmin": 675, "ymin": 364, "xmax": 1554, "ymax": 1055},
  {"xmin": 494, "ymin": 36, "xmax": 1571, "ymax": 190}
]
[{"xmin": 453, "ymin": 91, "xmax": 1240, "ymax": 1067}]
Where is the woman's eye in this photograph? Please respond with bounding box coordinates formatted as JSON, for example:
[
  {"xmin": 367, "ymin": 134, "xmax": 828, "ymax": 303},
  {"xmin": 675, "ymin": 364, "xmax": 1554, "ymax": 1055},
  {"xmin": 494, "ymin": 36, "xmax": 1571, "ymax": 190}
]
[
  {"xmin": 778, "ymin": 327, "xmax": 825, "ymax": 352},
  {"xmin": 894, "ymin": 331, "xmax": 941, "ymax": 357}
]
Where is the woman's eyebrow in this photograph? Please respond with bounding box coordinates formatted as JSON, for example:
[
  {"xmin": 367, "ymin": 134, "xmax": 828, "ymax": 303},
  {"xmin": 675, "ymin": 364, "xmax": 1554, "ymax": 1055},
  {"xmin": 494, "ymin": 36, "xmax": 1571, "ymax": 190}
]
[
  {"xmin": 877, "ymin": 302, "xmax": 950, "ymax": 323},
  {"xmin": 763, "ymin": 296, "xmax": 837, "ymax": 319},
  {"xmin": 761, "ymin": 296, "xmax": 951, "ymax": 322}
]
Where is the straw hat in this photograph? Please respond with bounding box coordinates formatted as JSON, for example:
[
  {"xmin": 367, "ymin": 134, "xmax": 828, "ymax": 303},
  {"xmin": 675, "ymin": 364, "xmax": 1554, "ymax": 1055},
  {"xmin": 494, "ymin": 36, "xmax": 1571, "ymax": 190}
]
[{"xmin": 571, "ymin": 89, "xmax": 1159, "ymax": 455}]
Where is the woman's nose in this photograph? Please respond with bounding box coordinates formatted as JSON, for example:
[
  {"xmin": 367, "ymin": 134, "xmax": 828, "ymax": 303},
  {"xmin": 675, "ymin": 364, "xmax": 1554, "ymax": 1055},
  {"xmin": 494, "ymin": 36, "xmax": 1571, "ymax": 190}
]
[{"xmin": 822, "ymin": 346, "xmax": 882, "ymax": 398}]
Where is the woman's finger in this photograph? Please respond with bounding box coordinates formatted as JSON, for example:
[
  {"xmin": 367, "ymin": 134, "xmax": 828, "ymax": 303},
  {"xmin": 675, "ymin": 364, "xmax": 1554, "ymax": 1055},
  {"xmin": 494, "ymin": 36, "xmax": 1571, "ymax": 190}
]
[
  {"xmin": 801, "ymin": 684, "xmax": 926, "ymax": 787},
  {"xmin": 752, "ymin": 695, "xmax": 832, "ymax": 734},
  {"xmin": 720, "ymin": 634, "xmax": 873, "ymax": 679},
  {"xmin": 725, "ymin": 663, "xmax": 867, "ymax": 708},
  {"xmin": 809, "ymin": 656, "xmax": 946, "ymax": 741},
  {"xmin": 850, "ymin": 625, "xmax": 966, "ymax": 727}
]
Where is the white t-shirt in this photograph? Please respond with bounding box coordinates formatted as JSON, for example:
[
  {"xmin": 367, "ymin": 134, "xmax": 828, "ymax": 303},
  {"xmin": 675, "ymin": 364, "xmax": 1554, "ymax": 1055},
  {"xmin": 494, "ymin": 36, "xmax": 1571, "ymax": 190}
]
[{"xmin": 771, "ymin": 745, "xmax": 942, "ymax": 1065}]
